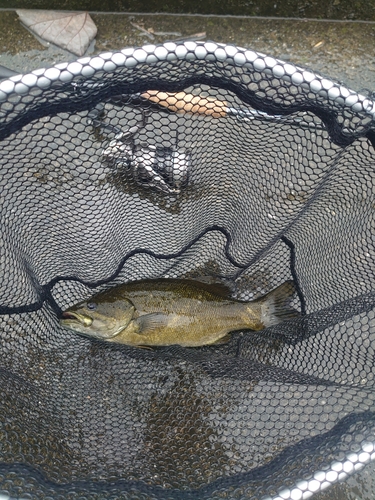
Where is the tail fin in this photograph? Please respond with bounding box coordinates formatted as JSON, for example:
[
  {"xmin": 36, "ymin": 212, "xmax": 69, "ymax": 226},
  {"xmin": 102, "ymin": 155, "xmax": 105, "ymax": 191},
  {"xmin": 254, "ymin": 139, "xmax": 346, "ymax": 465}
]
[{"xmin": 258, "ymin": 281, "xmax": 299, "ymax": 327}]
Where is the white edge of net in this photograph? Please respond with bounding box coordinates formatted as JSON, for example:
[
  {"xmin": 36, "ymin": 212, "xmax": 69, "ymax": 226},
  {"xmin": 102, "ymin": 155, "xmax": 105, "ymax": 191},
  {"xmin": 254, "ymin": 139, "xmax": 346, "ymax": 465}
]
[
  {"xmin": 262, "ymin": 439, "xmax": 375, "ymax": 500},
  {"xmin": 0, "ymin": 41, "xmax": 374, "ymax": 119},
  {"xmin": 0, "ymin": 441, "xmax": 373, "ymax": 500}
]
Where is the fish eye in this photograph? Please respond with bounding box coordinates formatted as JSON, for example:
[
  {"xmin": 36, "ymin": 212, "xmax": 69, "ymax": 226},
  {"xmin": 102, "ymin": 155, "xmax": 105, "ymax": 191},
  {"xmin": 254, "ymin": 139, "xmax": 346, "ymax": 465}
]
[{"xmin": 87, "ymin": 302, "xmax": 97, "ymax": 311}]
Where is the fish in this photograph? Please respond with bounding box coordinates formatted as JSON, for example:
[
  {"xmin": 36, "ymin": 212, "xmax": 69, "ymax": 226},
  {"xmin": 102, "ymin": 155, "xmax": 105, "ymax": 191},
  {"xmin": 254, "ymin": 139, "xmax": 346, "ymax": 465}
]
[{"xmin": 60, "ymin": 279, "xmax": 298, "ymax": 347}]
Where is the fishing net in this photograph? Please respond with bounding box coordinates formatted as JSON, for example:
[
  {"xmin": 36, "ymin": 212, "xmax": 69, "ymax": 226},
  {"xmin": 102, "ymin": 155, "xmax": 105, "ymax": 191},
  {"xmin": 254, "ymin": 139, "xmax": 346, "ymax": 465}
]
[{"xmin": 0, "ymin": 41, "xmax": 375, "ymax": 500}]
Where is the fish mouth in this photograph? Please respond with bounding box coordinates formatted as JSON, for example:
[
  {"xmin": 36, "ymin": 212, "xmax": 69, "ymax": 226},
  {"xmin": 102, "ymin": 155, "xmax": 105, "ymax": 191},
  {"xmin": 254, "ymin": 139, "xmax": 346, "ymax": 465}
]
[{"xmin": 61, "ymin": 311, "xmax": 93, "ymax": 327}]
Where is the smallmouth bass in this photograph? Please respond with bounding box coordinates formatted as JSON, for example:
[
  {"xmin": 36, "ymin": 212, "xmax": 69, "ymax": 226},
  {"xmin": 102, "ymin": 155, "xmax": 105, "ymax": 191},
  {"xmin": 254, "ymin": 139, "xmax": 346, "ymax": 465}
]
[{"xmin": 60, "ymin": 279, "xmax": 298, "ymax": 347}]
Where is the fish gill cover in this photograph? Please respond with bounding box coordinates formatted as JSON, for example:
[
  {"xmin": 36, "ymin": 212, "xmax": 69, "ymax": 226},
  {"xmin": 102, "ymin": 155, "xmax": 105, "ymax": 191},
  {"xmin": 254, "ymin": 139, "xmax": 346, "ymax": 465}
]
[{"xmin": 0, "ymin": 42, "xmax": 374, "ymax": 499}]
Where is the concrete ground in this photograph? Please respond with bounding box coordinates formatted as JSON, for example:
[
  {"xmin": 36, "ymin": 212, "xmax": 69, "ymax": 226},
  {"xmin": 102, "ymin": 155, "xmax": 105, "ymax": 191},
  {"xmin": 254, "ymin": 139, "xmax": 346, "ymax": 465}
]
[
  {"xmin": 0, "ymin": 10, "xmax": 374, "ymax": 93},
  {"xmin": 0, "ymin": 8, "xmax": 374, "ymax": 500}
]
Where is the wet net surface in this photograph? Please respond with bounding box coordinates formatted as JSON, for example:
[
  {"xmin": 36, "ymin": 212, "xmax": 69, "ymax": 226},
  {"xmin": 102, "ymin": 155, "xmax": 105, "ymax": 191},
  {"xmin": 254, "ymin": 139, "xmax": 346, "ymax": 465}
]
[{"xmin": 0, "ymin": 42, "xmax": 375, "ymax": 499}]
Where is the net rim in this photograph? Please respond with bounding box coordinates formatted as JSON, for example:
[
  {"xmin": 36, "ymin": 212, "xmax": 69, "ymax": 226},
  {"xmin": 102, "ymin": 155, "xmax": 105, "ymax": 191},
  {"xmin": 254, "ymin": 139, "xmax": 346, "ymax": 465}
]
[
  {"xmin": 263, "ymin": 439, "xmax": 375, "ymax": 500},
  {"xmin": 0, "ymin": 40, "xmax": 374, "ymax": 119}
]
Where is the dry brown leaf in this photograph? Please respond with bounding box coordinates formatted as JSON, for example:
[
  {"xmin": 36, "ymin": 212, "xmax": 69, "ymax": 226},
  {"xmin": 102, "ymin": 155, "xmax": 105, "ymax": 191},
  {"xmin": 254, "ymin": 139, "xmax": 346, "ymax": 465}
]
[{"xmin": 16, "ymin": 10, "xmax": 97, "ymax": 56}]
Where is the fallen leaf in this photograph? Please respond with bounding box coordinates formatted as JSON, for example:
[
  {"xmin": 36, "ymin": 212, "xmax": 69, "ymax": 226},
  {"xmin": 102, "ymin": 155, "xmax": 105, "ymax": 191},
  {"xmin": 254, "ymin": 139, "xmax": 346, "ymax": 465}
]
[{"xmin": 16, "ymin": 10, "xmax": 97, "ymax": 56}]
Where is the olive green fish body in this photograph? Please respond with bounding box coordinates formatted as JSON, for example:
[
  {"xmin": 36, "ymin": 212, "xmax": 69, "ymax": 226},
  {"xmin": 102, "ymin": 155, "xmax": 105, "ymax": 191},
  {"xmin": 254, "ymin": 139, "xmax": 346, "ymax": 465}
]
[
  {"xmin": 112, "ymin": 301, "xmax": 262, "ymax": 348},
  {"xmin": 60, "ymin": 279, "xmax": 297, "ymax": 347}
]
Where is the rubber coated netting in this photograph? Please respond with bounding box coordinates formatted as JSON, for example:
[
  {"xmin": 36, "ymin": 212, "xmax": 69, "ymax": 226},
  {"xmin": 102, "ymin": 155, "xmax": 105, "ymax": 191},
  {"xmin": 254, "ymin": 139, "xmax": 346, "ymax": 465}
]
[{"xmin": 0, "ymin": 41, "xmax": 375, "ymax": 500}]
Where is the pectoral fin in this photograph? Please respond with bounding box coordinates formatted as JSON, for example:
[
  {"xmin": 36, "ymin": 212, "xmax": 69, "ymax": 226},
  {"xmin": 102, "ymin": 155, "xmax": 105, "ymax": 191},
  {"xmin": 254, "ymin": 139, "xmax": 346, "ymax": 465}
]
[{"xmin": 133, "ymin": 313, "xmax": 169, "ymax": 335}]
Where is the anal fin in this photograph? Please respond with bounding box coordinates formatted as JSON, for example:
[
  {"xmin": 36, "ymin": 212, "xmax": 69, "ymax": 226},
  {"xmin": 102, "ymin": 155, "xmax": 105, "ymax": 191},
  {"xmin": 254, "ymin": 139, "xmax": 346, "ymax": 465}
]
[{"xmin": 210, "ymin": 334, "xmax": 231, "ymax": 345}]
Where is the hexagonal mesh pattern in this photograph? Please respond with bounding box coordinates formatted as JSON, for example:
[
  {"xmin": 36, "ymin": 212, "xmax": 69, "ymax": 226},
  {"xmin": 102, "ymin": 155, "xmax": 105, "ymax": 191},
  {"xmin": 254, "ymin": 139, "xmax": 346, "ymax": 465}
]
[{"xmin": 0, "ymin": 42, "xmax": 374, "ymax": 500}]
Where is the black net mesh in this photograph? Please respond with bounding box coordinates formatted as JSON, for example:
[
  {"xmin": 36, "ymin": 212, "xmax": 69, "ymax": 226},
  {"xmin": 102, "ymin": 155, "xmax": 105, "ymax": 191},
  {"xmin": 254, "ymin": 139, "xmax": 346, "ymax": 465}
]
[{"xmin": 0, "ymin": 41, "xmax": 375, "ymax": 499}]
